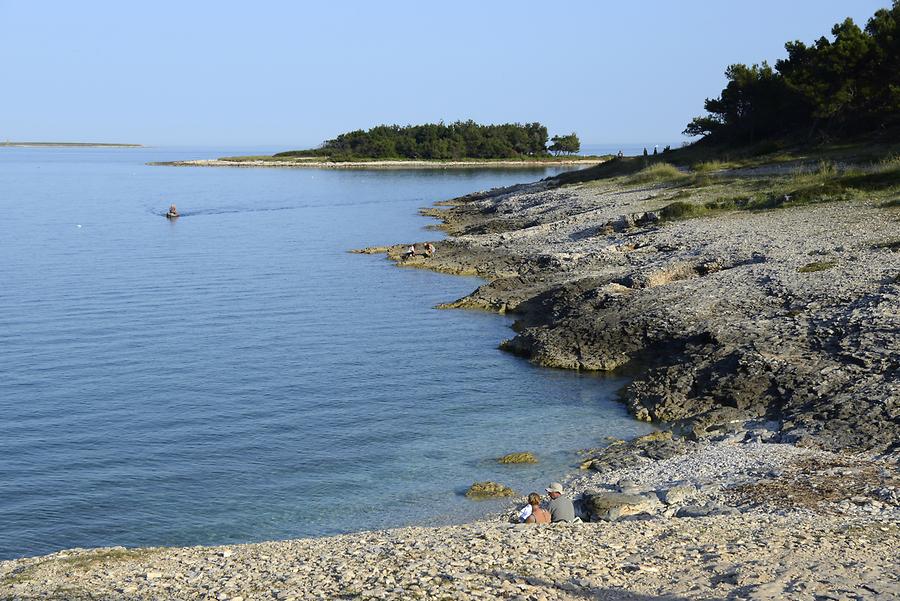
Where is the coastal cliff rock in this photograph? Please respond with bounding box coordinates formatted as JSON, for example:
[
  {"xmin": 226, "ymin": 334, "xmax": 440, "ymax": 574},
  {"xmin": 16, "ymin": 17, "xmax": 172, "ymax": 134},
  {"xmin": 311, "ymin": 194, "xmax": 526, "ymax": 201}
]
[{"xmin": 397, "ymin": 170, "xmax": 900, "ymax": 453}]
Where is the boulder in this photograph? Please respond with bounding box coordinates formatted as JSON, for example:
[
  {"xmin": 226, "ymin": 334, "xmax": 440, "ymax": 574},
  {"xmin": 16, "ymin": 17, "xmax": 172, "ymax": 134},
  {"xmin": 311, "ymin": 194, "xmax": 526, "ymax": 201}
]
[
  {"xmin": 496, "ymin": 452, "xmax": 538, "ymax": 464},
  {"xmin": 633, "ymin": 430, "xmax": 672, "ymax": 443},
  {"xmin": 675, "ymin": 407, "xmax": 749, "ymax": 441},
  {"xmin": 617, "ymin": 479, "xmax": 642, "ymax": 494},
  {"xmin": 583, "ymin": 491, "xmax": 661, "ymax": 521},
  {"xmin": 676, "ymin": 503, "xmax": 739, "ymax": 518},
  {"xmin": 580, "ymin": 429, "xmax": 690, "ymax": 472},
  {"xmin": 659, "ymin": 485, "xmax": 697, "ymax": 505},
  {"xmin": 465, "ymin": 481, "xmax": 516, "ymax": 499},
  {"xmin": 604, "ymin": 212, "xmax": 660, "ymax": 233},
  {"xmin": 643, "ymin": 440, "xmax": 683, "ymax": 460}
]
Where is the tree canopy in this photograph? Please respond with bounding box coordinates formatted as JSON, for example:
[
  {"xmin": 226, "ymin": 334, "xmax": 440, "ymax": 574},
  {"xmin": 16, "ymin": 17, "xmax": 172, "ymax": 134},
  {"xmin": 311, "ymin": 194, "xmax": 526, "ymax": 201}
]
[
  {"xmin": 276, "ymin": 121, "xmax": 570, "ymax": 160},
  {"xmin": 549, "ymin": 133, "xmax": 581, "ymax": 155},
  {"xmin": 685, "ymin": 1, "xmax": 900, "ymax": 143}
]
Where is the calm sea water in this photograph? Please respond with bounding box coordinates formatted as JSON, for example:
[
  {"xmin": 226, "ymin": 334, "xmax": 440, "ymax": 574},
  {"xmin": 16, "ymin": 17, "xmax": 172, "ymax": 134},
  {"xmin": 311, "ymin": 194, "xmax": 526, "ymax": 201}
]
[{"xmin": 0, "ymin": 147, "xmax": 653, "ymax": 560}]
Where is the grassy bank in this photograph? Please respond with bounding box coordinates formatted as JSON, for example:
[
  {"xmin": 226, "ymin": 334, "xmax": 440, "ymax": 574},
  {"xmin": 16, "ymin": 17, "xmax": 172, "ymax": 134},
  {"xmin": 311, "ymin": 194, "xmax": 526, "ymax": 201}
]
[{"xmin": 549, "ymin": 140, "xmax": 900, "ymax": 223}]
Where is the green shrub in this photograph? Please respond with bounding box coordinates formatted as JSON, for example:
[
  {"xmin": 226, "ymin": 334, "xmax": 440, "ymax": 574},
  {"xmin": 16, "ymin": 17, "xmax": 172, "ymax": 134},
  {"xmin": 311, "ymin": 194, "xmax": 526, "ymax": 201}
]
[
  {"xmin": 668, "ymin": 189, "xmax": 693, "ymax": 201},
  {"xmin": 687, "ymin": 173, "xmax": 714, "ymax": 188},
  {"xmin": 705, "ymin": 196, "xmax": 751, "ymax": 210},
  {"xmin": 659, "ymin": 201, "xmax": 709, "ymax": 220},
  {"xmin": 782, "ymin": 182, "xmax": 853, "ymax": 205},
  {"xmin": 549, "ymin": 156, "xmax": 644, "ymax": 185},
  {"xmin": 273, "ymin": 149, "xmax": 320, "ymax": 158},
  {"xmin": 749, "ymin": 140, "xmax": 786, "ymax": 156},
  {"xmin": 814, "ymin": 160, "xmax": 838, "ymax": 177},
  {"xmin": 627, "ymin": 163, "xmax": 687, "ymax": 185}
]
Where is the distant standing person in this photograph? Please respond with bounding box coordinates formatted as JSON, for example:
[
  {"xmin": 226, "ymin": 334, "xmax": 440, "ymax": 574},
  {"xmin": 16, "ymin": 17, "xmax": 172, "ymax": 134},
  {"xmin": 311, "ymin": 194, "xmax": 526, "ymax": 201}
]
[
  {"xmin": 166, "ymin": 203, "xmax": 179, "ymax": 218},
  {"xmin": 424, "ymin": 242, "xmax": 435, "ymax": 257},
  {"xmin": 546, "ymin": 482, "xmax": 575, "ymax": 523},
  {"xmin": 524, "ymin": 492, "xmax": 550, "ymax": 524}
]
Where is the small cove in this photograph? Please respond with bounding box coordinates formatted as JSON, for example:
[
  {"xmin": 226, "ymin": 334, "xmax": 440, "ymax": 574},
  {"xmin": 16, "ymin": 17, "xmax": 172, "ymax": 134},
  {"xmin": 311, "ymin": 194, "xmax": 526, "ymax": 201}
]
[{"xmin": 0, "ymin": 147, "xmax": 654, "ymax": 560}]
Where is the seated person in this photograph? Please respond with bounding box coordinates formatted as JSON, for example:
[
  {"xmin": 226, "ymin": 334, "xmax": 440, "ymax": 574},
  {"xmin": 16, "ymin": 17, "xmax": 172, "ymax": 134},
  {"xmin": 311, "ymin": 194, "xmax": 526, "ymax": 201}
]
[
  {"xmin": 546, "ymin": 482, "xmax": 575, "ymax": 523},
  {"xmin": 523, "ymin": 492, "xmax": 550, "ymax": 524}
]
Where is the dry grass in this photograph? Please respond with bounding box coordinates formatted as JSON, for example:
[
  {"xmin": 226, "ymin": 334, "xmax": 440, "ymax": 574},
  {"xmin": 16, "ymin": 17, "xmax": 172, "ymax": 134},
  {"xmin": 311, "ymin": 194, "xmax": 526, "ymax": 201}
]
[
  {"xmin": 626, "ymin": 163, "xmax": 688, "ymax": 185},
  {"xmin": 798, "ymin": 261, "xmax": 838, "ymax": 273},
  {"xmin": 691, "ymin": 160, "xmax": 737, "ymax": 173},
  {"xmin": 724, "ymin": 456, "xmax": 897, "ymax": 512},
  {"xmin": 1, "ymin": 548, "xmax": 159, "ymax": 587}
]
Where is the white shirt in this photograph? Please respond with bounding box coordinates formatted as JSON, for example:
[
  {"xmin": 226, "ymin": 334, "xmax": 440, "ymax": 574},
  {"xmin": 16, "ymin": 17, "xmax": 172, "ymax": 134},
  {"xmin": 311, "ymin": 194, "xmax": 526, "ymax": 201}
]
[{"xmin": 517, "ymin": 504, "xmax": 533, "ymax": 523}]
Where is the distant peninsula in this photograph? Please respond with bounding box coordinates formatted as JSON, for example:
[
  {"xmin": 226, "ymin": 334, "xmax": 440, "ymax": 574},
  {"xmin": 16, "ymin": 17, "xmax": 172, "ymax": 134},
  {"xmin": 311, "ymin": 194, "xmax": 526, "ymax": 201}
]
[
  {"xmin": 151, "ymin": 121, "xmax": 609, "ymax": 169},
  {"xmin": 1, "ymin": 141, "xmax": 142, "ymax": 148}
]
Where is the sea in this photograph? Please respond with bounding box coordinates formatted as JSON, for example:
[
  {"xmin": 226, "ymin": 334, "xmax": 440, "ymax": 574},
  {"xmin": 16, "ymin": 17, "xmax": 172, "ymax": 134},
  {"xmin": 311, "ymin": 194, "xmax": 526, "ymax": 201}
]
[{"xmin": 0, "ymin": 146, "xmax": 655, "ymax": 560}]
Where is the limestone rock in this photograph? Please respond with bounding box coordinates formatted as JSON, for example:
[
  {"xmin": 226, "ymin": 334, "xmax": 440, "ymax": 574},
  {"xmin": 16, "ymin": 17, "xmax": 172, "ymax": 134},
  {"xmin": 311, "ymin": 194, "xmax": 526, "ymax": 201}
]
[
  {"xmin": 465, "ymin": 481, "xmax": 516, "ymax": 499},
  {"xmin": 497, "ymin": 452, "xmax": 538, "ymax": 464},
  {"xmin": 676, "ymin": 503, "xmax": 738, "ymax": 518},
  {"xmin": 583, "ymin": 492, "xmax": 661, "ymax": 521},
  {"xmin": 659, "ymin": 485, "xmax": 697, "ymax": 505},
  {"xmin": 580, "ymin": 430, "xmax": 691, "ymax": 472},
  {"xmin": 675, "ymin": 407, "xmax": 750, "ymax": 441}
]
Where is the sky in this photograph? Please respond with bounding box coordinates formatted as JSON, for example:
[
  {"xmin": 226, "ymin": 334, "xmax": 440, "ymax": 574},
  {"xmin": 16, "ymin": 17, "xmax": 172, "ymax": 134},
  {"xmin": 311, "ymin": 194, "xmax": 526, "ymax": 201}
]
[{"xmin": 0, "ymin": 0, "xmax": 891, "ymax": 148}]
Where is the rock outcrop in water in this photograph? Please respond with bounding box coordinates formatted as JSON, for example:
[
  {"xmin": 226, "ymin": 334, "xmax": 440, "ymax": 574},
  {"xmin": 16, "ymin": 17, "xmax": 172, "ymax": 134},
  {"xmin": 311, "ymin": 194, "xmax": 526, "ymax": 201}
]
[
  {"xmin": 497, "ymin": 452, "xmax": 538, "ymax": 464},
  {"xmin": 465, "ymin": 481, "xmax": 517, "ymax": 499}
]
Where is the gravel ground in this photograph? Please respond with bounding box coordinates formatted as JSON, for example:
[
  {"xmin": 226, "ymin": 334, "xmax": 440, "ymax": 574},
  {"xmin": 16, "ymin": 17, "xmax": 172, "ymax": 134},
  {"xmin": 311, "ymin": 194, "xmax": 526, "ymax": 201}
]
[
  {"xmin": 3, "ymin": 436, "xmax": 897, "ymax": 601},
  {"xmin": 2, "ymin": 510, "xmax": 897, "ymax": 600}
]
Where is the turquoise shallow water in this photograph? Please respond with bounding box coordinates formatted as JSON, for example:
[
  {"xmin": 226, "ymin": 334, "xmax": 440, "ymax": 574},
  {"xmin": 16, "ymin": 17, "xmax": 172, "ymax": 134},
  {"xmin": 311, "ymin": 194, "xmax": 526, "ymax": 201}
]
[{"xmin": 0, "ymin": 147, "xmax": 654, "ymax": 560}]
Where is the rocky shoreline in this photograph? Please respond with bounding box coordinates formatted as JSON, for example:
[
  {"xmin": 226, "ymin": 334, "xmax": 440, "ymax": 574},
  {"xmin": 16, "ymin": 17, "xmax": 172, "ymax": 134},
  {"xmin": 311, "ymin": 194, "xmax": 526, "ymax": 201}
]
[
  {"xmin": 374, "ymin": 168, "xmax": 898, "ymax": 455},
  {"xmin": 3, "ymin": 163, "xmax": 898, "ymax": 600}
]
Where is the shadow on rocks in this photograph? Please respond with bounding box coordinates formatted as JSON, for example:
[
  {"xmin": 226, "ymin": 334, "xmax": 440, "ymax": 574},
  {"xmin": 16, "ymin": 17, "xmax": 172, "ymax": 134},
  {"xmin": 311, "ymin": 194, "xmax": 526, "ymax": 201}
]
[
  {"xmin": 477, "ymin": 568, "xmax": 701, "ymax": 601},
  {"xmin": 1, "ymin": 593, "xmax": 146, "ymax": 601}
]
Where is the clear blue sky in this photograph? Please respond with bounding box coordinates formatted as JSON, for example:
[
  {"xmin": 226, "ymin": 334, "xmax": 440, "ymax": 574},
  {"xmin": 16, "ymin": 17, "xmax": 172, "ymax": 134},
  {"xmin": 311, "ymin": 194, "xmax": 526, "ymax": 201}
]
[{"xmin": 0, "ymin": 0, "xmax": 890, "ymax": 147}]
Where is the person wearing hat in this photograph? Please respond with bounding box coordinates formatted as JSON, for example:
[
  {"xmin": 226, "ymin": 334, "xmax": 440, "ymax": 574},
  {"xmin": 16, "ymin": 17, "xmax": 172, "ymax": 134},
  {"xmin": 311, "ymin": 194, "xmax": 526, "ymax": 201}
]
[{"xmin": 545, "ymin": 482, "xmax": 575, "ymax": 523}]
